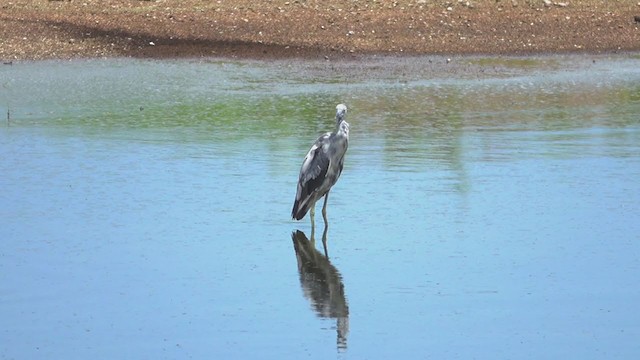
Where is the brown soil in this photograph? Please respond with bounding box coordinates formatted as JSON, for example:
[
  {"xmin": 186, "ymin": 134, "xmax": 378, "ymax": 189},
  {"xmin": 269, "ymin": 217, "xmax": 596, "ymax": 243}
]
[{"xmin": 1, "ymin": 0, "xmax": 639, "ymax": 61}]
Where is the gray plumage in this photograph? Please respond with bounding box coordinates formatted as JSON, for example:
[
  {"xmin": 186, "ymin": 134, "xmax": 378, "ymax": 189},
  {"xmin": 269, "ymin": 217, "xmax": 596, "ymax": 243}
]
[{"xmin": 292, "ymin": 104, "xmax": 350, "ymax": 224}]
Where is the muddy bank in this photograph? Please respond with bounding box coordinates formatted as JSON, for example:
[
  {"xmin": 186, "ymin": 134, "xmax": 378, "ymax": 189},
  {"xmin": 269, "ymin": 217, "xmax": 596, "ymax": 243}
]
[{"xmin": 1, "ymin": 0, "xmax": 639, "ymax": 61}]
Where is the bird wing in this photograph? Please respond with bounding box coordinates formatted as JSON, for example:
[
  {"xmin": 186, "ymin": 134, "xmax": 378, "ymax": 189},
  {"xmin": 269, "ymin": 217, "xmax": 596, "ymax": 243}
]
[
  {"xmin": 299, "ymin": 133, "xmax": 331, "ymax": 195},
  {"xmin": 292, "ymin": 133, "xmax": 331, "ymax": 220}
]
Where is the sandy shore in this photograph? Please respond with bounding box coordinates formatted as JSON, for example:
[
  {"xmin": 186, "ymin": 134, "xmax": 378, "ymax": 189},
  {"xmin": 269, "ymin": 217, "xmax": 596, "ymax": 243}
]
[{"xmin": 1, "ymin": 0, "xmax": 640, "ymax": 61}]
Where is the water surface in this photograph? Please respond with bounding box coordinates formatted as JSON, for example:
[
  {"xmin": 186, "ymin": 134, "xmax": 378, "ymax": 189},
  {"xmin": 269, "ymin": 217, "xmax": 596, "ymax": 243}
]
[{"xmin": 1, "ymin": 55, "xmax": 640, "ymax": 359}]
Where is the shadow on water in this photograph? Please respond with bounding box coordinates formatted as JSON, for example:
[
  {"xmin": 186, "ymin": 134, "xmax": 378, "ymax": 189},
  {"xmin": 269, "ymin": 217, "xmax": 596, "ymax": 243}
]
[{"xmin": 291, "ymin": 229, "xmax": 349, "ymax": 351}]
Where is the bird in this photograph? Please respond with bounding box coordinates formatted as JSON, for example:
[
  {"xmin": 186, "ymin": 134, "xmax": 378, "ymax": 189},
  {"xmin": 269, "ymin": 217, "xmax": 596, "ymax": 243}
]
[{"xmin": 292, "ymin": 104, "xmax": 350, "ymax": 233}]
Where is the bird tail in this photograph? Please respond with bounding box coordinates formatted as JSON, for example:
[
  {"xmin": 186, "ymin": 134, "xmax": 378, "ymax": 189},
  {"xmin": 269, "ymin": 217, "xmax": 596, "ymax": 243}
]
[{"xmin": 291, "ymin": 197, "xmax": 311, "ymax": 220}]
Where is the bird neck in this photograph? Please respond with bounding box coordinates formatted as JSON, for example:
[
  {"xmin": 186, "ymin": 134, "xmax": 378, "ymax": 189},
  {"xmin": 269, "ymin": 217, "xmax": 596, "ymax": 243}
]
[{"xmin": 337, "ymin": 120, "xmax": 350, "ymax": 137}]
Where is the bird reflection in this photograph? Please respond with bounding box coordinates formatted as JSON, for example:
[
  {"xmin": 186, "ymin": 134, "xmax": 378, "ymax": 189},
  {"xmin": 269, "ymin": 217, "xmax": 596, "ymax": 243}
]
[{"xmin": 291, "ymin": 229, "xmax": 349, "ymax": 351}]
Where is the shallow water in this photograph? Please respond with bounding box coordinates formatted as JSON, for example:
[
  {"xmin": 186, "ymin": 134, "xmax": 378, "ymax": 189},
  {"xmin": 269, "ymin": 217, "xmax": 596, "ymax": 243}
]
[{"xmin": 1, "ymin": 55, "xmax": 640, "ymax": 359}]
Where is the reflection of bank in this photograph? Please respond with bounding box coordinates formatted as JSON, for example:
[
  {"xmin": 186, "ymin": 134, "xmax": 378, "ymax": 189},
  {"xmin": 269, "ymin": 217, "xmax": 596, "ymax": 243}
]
[{"xmin": 291, "ymin": 230, "xmax": 349, "ymax": 351}]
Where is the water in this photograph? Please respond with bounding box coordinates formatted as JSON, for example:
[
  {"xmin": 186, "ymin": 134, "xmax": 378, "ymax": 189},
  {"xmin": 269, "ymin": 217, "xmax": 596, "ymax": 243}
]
[{"xmin": 1, "ymin": 54, "xmax": 640, "ymax": 359}]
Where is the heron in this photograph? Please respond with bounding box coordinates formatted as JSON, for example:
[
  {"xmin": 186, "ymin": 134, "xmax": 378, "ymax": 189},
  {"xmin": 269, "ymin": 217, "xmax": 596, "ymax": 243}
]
[{"xmin": 292, "ymin": 104, "xmax": 350, "ymax": 233}]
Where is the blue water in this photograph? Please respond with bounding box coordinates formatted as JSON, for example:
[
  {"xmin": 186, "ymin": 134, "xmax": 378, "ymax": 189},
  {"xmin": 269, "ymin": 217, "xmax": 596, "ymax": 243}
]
[{"xmin": 1, "ymin": 55, "xmax": 640, "ymax": 359}]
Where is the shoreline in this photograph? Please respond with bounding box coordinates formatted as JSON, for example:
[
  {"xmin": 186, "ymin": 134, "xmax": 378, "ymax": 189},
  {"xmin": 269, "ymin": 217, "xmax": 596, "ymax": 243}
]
[{"xmin": 1, "ymin": 1, "xmax": 639, "ymax": 61}]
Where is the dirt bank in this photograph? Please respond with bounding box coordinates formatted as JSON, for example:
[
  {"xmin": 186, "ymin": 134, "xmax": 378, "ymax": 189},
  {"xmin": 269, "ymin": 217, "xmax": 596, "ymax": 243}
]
[{"xmin": 1, "ymin": 0, "xmax": 639, "ymax": 60}]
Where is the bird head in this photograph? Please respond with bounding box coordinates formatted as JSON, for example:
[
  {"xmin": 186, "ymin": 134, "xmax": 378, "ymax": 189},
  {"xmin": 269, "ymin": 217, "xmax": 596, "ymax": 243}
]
[{"xmin": 335, "ymin": 104, "xmax": 347, "ymax": 123}]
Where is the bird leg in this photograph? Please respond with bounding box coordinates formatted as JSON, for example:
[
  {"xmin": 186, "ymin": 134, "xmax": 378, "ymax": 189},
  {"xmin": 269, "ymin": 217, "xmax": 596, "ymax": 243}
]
[
  {"xmin": 310, "ymin": 203, "xmax": 316, "ymax": 239},
  {"xmin": 322, "ymin": 191, "xmax": 330, "ymax": 226}
]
